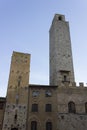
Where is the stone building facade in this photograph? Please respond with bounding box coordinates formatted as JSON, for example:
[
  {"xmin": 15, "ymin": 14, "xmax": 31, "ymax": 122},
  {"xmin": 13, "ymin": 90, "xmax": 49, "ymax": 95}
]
[{"xmin": 0, "ymin": 14, "xmax": 87, "ymax": 130}]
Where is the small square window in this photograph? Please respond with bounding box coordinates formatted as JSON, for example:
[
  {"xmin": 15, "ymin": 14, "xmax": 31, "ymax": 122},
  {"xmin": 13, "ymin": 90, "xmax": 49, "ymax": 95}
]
[
  {"xmin": 45, "ymin": 90, "xmax": 52, "ymax": 97},
  {"xmin": 45, "ymin": 104, "xmax": 52, "ymax": 112},
  {"xmin": 32, "ymin": 104, "xmax": 38, "ymax": 112},
  {"xmin": 0, "ymin": 102, "xmax": 4, "ymax": 109},
  {"xmin": 32, "ymin": 91, "xmax": 39, "ymax": 97}
]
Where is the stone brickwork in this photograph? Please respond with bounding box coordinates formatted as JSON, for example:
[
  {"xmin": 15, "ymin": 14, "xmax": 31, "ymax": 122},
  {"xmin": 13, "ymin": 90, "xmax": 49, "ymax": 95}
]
[
  {"xmin": 28, "ymin": 85, "xmax": 58, "ymax": 130},
  {"xmin": 56, "ymin": 83, "xmax": 87, "ymax": 130},
  {"xmin": 3, "ymin": 104, "xmax": 27, "ymax": 130},
  {"xmin": 7, "ymin": 51, "xmax": 30, "ymax": 90},
  {"xmin": 58, "ymin": 113, "xmax": 87, "ymax": 130},
  {"xmin": 1, "ymin": 84, "xmax": 87, "ymax": 130},
  {"xmin": 57, "ymin": 84, "xmax": 87, "ymax": 113},
  {"xmin": 0, "ymin": 98, "xmax": 5, "ymax": 130},
  {"xmin": 49, "ymin": 14, "xmax": 75, "ymax": 85},
  {"xmin": 2, "ymin": 52, "xmax": 31, "ymax": 130}
]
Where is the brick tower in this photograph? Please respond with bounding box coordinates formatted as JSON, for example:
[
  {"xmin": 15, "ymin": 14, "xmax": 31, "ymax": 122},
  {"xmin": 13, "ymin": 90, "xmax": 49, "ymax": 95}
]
[
  {"xmin": 49, "ymin": 14, "xmax": 75, "ymax": 85},
  {"xmin": 2, "ymin": 51, "xmax": 31, "ymax": 130}
]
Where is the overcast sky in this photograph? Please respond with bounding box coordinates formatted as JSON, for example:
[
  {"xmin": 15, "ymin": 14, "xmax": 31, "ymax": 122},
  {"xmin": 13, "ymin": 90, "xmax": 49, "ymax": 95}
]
[{"xmin": 0, "ymin": 0, "xmax": 87, "ymax": 97}]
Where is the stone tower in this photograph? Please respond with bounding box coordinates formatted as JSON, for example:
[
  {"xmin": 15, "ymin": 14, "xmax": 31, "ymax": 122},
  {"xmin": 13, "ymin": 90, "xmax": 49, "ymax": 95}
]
[
  {"xmin": 2, "ymin": 51, "xmax": 31, "ymax": 130},
  {"xmin": 49, "ymin": 14, "xmax": 75, "ymax": 85}
]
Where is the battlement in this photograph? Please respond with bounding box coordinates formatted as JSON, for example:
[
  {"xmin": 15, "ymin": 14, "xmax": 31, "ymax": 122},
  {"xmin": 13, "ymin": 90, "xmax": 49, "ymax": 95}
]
[{"xmin": 58, "ymin": 82, "xmax": 87, "ymax": 88}]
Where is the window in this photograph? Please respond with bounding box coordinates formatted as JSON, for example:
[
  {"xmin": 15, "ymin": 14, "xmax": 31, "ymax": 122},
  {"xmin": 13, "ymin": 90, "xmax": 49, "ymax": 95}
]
[
  {"xmin": 14, "ymin": 114, "xmax": 17, "ymax": 121},
  {"xmin": 60, "ymin": 70, "xmax": 70, "ymax": 83},
  {"xmin": 68, "ymin": 101, "xmax": 76, "ymax": 113},
  {"xmin": 31, "ymin": 121, "xmax": 37, "ymax": 130},
  {"xmin": 32, "ymin": 91, "xmax": 39, "ymax": 97},
  {"xmin": 18, "ymin": 76, "xmax": 22, "ymax": 86},
  {"xmin": 58, "ymin": 16, "xmax": 62, "ymax": 21},
  {"xmin": 14, "ymin": 110, "xmax": 18, "ymax": 123},
  {"xmin": 11, "ymin": 128, "xmax": 18, "ymax": 130},
  {"xmin": 45, "ymin": 90, "xmax": 52, "ymax": 97},
  {"xmin": 85, "ymin": 102, "xmax": 87, "ymax": 113},
  {"xmin": 32, "ymin": 104, "xmax": 38, "ymax": 112},
  {"xmin": 46, "ymin": 122, "xmax": 52, "ymax": 130},
  {"xmin": 46, "ymin": 104, "xmax": 52, "ymax": 112},
  {"xmin": 64, "ymin": 75, "xmax": 67, "ymax": 82},
  {"xmin": 0, "ymin": 101, "xmax": 4, "ymax": 109}
]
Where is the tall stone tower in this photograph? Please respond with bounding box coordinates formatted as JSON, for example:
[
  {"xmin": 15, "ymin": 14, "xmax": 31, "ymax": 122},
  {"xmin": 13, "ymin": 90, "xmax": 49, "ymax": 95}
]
[
  {"xmin": 49, "ymin": 14, "xmax": 75, "ymax": 85},
  {"xmin": 2, "ymin": 51, "xmax": 31, "ymax": 130}
]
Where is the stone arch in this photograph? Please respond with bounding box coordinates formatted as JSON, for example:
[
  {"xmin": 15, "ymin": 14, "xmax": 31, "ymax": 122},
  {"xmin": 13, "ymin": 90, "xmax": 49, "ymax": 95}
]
[
  {"xmin": 31, "ymin": 121, "xmax": 37, "ymax": 130},
  {"xmin": 45, "ymin": 118, "xmax": 53, "ymax": 130},
  {"xmin": 28, "ymin": 115, "xmax": 41, "ymax": 130}
]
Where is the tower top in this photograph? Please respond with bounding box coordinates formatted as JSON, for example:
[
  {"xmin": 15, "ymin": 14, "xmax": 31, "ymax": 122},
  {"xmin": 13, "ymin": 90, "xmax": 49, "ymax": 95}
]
[
  {"xmin": 53, "ymin": 14, "xmax": 65, "ymax": 21},
  {"xmin": 49, "ymin": 14, "xmax": 68, "ymax": 32}
]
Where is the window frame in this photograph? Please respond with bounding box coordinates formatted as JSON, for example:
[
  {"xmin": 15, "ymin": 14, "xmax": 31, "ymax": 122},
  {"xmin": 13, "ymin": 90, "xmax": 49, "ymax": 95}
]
[
  {"xmin": 68, "ymin": 101, "xmax": 76, "ymax": 113},
  {"xmin": 0, "ymin": 101, "xmax": 4, "ymax": 109},
  {"xmin": 32, "ymin": 91, "xmax": 39, "ymax": 97},
  {"xmin": 46, "ymin": 122, "xmax": 52, "ymax": 130},
  {"xmin": 45, "ymin": 104, "xmax": 52, "ymax": 112},
  {"xmin": 31, "ymin": 121, "xmax": 37, "ymax": 130},
  {"xmin": 45, "ymin": 90, "xmax": 52, "ymax": 97},
  {"xmin": 31, "ymin": 104, "xmax": 38, "ymax": 112},
  {"xmin": 85, "ymin": 102, "xmax": 87, "ymax": 113}
]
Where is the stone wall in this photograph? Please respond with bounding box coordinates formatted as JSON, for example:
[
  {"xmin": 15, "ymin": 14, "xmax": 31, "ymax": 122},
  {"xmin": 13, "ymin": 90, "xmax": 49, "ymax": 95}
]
[
  {"xmin": 0, "ymin": 98, "xmax": 6, "ymax": 130},
  {"xmin": 3, "ymin": 103, "xmax": 27, "ymax": 130},
  {"xmin": 57, "ymin": 84, "xmax": 87, "ymax": 130},
  {"xmin": 58, "ymin": 113, "xmax": 87, "ymax": 130},
  {"xmin": 2, "ymin": 52, "xmax": 31, "ymax": 130},
  {"xmin": 28, "ymin": 85, "xmax": 58, "ymax": 130}
]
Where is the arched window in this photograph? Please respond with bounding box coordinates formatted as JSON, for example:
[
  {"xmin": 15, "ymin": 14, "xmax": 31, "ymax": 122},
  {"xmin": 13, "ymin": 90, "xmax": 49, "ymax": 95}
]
[
  {"xmin": 11, "ymin": 128, "xmax": 18, "ymax": 130},
  {"xmin": 85, "ymin": 102, "xmax": 87, "ymax": 113},
  {"xmin": 46, "ymin": 122, "xmax": 52, "ymax": 130},
  {"xmin": 68, "ymin": 101, "xmax": 76, "ymax": 113},
  {"xmin": 31, "ymin": 121, "xmax": 37, "ymax": 130}
]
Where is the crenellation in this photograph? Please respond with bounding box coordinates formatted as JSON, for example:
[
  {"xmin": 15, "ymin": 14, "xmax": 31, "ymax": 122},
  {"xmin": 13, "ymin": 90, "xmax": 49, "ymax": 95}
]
[
  {"xmin": 79, "ymin": 82, "xmax": 84, "ymax": 87},
  {"xmin": 72, "ymin": 82, "xmax": 76, "ymax": 87},
  {"xmin": 58, "ymin": 82, "xmax": 87, "ymax": 89}
]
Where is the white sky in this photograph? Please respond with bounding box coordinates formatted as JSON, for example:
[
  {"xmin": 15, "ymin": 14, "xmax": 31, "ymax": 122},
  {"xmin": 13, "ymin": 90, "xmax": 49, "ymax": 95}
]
[{"xmin": 0, "ymin": 0, "xmax": 87, "ymax": 97}]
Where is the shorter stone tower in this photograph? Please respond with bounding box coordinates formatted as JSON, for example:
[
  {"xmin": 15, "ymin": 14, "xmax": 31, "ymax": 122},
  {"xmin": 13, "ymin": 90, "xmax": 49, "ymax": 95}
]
[
  {"xmin": 49, "ymin": 14, "xmax": 75, "ymax": 85},
  {"xmin": 2, "ymin": 51, "xmax": 31, "ymax": 130}
]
